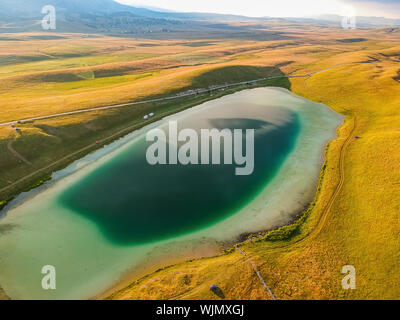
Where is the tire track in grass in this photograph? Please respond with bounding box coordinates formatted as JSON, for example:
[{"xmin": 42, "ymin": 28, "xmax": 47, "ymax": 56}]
[
  {"xmin": 235, "ymin": 247, "xmax": 277, "ymax": 300},
  {"xmin": 7, "ymin": 137, "xmax": 34, "ymax": 167}
]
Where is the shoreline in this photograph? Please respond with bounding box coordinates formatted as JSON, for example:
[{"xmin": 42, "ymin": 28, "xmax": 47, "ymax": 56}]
[
  {"xmin": 0, "ymin": 87, "xmax": 344, "ymax": 300},
  {"xmin": 97, "ymin": 90, "xmax": 345, "ymax": 300},
  {"xmin": 96, "ymin": 201, "xmax": 312, "ymax": 300}
]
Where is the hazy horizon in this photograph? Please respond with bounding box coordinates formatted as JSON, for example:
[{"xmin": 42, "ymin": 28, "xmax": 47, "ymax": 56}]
[{"xmin": 116, "ymin": 0, "xmax": 400, "ymax": 19}]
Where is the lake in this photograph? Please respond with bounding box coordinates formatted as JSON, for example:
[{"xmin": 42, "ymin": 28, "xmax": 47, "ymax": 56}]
[{"xmin": 0, "ymin": 87, "xmax": 343, "ymax": 299}]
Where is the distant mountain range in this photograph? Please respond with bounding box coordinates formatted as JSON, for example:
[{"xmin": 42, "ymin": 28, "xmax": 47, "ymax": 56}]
[
  {"xmin": 0, "ymin": 0, "xmax": 257, "ymax": 21},
  {"xmin": 298, "ymin": 14, "xmax": 400, "ymax": 27},
  {"xmin": 0, "ymin": 0, "xmax": 398, "ymax": 35},
  {"xmin": 0, "ymin": 0, "xmax": 263, "ymax": 34}
]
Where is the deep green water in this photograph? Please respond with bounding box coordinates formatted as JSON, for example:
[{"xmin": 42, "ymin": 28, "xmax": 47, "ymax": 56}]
[{"xmin": 58, "ymin": 116, "xmax": 300, "ymax": 245}]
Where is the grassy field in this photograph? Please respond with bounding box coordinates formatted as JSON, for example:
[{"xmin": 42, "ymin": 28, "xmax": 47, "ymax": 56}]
[{"xmin": 0, "ymin": 22, "xmax": 399, "ymax": 300}]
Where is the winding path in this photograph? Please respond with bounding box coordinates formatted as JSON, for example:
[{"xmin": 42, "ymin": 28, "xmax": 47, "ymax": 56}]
[
  {"xmin": 7, "ymin": 138, "xmax": 33, "ymax": 167},
  {"xmin": 235, "ymin": 246, "xmax": 277, "ymax": 300},
  {"xmin": 307, "ymin": 116, "xmax": 357, "ymax": 241}
]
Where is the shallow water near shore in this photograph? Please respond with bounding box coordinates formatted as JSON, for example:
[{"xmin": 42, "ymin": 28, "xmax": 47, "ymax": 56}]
[{"xmin": 0, "ymin": 88, "xmax": 343, "ymax": 299}]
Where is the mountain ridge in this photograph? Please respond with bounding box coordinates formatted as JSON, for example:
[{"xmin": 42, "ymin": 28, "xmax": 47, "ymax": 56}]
[{"xmin": 0, "ymin": 0, "xmax": 398, "ymax": 35}]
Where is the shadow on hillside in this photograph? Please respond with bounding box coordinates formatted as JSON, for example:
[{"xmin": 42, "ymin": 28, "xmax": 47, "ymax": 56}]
[
  {"xmin": 191, "ymin": 65, "xmax": 291, "ymax": 91},
  {"xmin": 393, "ymin": 69, "xmax": 400, "ymax": 82}
]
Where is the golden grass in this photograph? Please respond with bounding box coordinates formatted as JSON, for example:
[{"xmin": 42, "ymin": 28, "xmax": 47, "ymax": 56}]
[{"xmin": 0, "ymin": 26, "xmax": 399, "ymax": 300}]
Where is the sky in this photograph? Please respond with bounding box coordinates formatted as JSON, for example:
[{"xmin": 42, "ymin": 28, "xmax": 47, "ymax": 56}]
[{"xmin": 116, "ymin": 0, "xmax": 400, "ymax": 19}]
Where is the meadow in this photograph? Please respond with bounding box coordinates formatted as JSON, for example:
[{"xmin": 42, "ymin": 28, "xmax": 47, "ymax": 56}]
[{"xmin": 0, "ymin": 22, "xmax": 399, "ymax": 300}]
